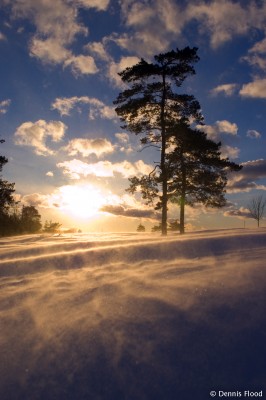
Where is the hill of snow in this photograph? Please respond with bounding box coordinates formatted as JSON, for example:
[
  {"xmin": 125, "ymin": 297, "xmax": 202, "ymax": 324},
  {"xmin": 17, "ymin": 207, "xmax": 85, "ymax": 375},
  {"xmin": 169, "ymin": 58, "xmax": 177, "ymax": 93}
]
[{"xmin": 0, "ymin": 229, "xmax": 266, "ymax": 400}]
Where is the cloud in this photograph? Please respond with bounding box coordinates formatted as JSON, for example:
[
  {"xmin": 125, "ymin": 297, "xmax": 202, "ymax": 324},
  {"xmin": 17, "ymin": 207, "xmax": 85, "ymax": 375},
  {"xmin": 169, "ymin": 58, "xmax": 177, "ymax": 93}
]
[
  {"xmin": 115, "ymin": 133, "xmax": 129, "ymax": 144},
  {"xmin": 108, "ymin": 56, "xmax": 140, "ymax": 87},
  {"xmin": 46, "ymin": 171, "xmax": 54, "ymax": 177},
  {"xmin": 224, "ymin": 206, "xmax": 252, "ymax": 220},
  {"xmin": 0, "ymin": 99, "xmax": 11, "ymax": 114},
  {"xmin": 51, "ymin": 96, "xmax": 116, "ymax": 119},
  {"xmin": 76, "ymin": 0, "xmax": 110, "ymax": 11},
  {"xmin": 100, "ymin": 204, "xmax": 159, "ymax": 220},
  {"xmin": 246, "ymin": 130, "xmax": 261, "ymax": 139},
  {"xmin": 115, "ymin": 133, "xmax": 134, "ymax": 154},
  {"xmin": 21, "ymin": 192, "xmax": 51, "ymax": 208},
  {"xmin": 14, "ymin": 120, "xmax": 66, "ymax": 156},
  {"xmin": 210, "ymin": 83, "xmax": 238, "ymax": 97},
  {"xmin": 111, "ymin": 0, "xmax": 186, "ymax": 58},
  {"xmin": 0, "ymin": 32, "xmax": 6, "ymax": 41},
  {"xmin": 186, "ymin": 0, "xmax": 260, "ymax": 49},
  {"xmin": 197, "ymin": 120, "xmax": 239, "ymax": 159},
  {"xmin": 239, "ymin": 79, "xmax": 266, "ymax": 99},
  {"xmin": 63, "ymin": 138, "xmax": 114, "ymax": 157},
  {"xmin": 63, "ymin": 55, "xmax": 99, "ymax": 76},
  {"xmin": 220, "ymin": 145, "xmax": 240, "ymax": 160},
  {"xmin": 3, "ymin": 0, "xmax": 104, "ymax": 75},
  {"xmin": 200, "ymin": 121, "xmax": 239, "ymax": 159},
  {"xmin": 242, "ymin": 37, "xmax": 266, "ymax": 72},
  {"xmin": 84, "ymin": 41, "xmax": 111, "ymax": 62},
  {"xmin": 57, "ymin": 158, "xmax": 153, "ymax": 179},
  {"xmin": 227, "ymin": 159, "xmax": 266, "ymax": 193},
  {"xmin": 198, "ymin": 120, "xmax": 238, "ymax": 139},
  {"xmin": 30, "ymin": 37, "xmax": 72, "ymax": 64}
]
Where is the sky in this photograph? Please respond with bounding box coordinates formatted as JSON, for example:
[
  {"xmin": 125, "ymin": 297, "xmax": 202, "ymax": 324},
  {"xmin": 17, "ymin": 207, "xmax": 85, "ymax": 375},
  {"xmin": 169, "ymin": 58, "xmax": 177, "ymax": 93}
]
[{"xmin": 0, "ymin": 0, "xmax": 266, "ymax": 232}]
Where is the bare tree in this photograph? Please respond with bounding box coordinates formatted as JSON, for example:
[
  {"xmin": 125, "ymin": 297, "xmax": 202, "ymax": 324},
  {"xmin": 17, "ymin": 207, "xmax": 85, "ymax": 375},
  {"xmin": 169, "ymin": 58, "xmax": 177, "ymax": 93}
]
[{"xmin": 247, "ymin": 195, "xmax": 266, "ymax": 227}]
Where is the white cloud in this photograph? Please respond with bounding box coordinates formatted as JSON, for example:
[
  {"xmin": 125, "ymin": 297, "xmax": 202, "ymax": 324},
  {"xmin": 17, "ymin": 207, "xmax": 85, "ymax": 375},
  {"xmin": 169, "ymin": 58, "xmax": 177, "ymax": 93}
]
[
  {"xmin": 76, "ymin": 0, "xmax": 110, "ymax": 11},
  {"xmin": 14, "ymin": 120, "xmax": 67, "ymax": 156},
  {"xmin": 84, "ymin": 41, "xmax": 111, "ymax": 62},
  {"xmin": 108, "ymin": 56, "xmax": 140, "ymax": 87},
  {"xmin": 63, "ymin": 55, "xmax": 98, "ymax": 76},
  {"xmin": 51, "ymin": 96, "xmax": 116, "ymax": 119},
  {"xmin": 3, "ymin": 0, "xmax": 104, "ymax": 76},
  {"xmin": 243, "ymin": 37, "xmax": 266, "ymax": 72},
  {"xmin": 115, "ymin": 133, "xmax": 134, "ymax": 154},
  {"xmin": 197, "ymin": 120, "xmax": 239, "ymax": 159},
  {"xmin": 116, "ymin": 0, "xmax": 266, "ymax": 56},
  {"xmin": 210, "ymin": 83, "xmax": 238, "ymax": 97},
  {"xmin": 21, "ymin": 192, "xmax": 51, "ymax": 208},
  {"xmin": 112, "ymin": 0, "xmax": 186, "ymax": 58},
  {"xmin": 239, "ymin": 79, "xmax": 266, "ymax": 99},
  {"xmin": 198, "ymin": 120, "xmax": 238, "ymax": 140},
  {"xmin": 247, "ymin": 130, "xmax": 261, "ymax": 139},
  {"xmin": 115, "ymin": 133, "xmax": 130, "ymax": 144},
  {"xmin": 63, "ymin": 138, "xmax": 114, "ymax": 157},
  {"xmin": 187, "ymin": 0, "xmax": 256, "ymax": 49},
  {"xmin": 220, "ymin": 145, "xmax": 240, "ymax": 160},
  {"xmin": 46, "ymin": 171, "xmax": 54, "ymax": 177},
  {"xmin": 0, "ymin": 99, "xmax": 11, "ymax": 114},
  {"xmin": 57, "ymin": 158, "xmax": 152, "ymax": 179},
  {"xmin": 30, "ymin": 37, "xmax": 72, "ymax": 64}
]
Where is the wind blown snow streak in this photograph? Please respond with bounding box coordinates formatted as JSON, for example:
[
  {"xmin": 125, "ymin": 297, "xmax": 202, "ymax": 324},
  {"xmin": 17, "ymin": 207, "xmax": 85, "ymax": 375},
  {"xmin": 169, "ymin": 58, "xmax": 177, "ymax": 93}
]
[{"xmin": 0, "ymin": 229, "xmax": 266, "ymax": 400}]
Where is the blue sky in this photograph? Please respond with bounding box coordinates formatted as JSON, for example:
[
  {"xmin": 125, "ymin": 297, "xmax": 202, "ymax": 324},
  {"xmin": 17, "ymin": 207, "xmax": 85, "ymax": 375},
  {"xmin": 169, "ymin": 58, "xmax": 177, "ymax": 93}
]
[{"xmin": 0, "ymin": 0, "xmax": 266, "ymax": 231}]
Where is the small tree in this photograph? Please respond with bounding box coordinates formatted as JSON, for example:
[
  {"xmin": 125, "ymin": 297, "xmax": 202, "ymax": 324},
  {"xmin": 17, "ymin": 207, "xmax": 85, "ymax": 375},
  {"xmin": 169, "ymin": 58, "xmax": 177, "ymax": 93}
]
[
  {"xmin": 0, "ymin": 140, "xmax": 16, "ymax": 236},
  {"xmin": 247, "ymin": 195, "xmax": 266, "ymax": 227},
  {"xmin": 20, "ymin": 205, "xmax": 42, "ymax": 233},
  {"xmin": 168, "ymin": 220, "xmax": 181, "ymax": 232},
  {"xmin": 43, "ymin": 220, "xmax": 62, "ymax": 233},
  {"xmin": 136, "ymin": 223, "xmax": 145, "ymax": 232}
]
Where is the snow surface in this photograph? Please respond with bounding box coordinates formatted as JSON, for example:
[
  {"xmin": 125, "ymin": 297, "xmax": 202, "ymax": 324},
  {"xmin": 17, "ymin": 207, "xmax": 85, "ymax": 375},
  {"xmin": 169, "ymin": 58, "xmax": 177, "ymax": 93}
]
[{"xmin": 0, "ymin": 229, "xmax": 266, "ymax": 400}]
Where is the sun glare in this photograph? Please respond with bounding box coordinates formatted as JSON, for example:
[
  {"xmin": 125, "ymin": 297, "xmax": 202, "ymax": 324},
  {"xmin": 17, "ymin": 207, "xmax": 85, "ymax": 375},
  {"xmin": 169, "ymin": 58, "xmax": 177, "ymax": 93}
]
[{"xmin": 56, "ymin": 185, "xmax": 106, "ymax": 219}]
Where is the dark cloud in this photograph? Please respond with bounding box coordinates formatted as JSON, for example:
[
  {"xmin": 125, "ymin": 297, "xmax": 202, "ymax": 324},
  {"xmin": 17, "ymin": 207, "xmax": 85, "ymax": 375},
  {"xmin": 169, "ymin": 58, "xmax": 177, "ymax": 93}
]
[
  {"xmin": 224, "ymin": 207, "xmax": 252, "ymax": 220},
  {"xmin": 227, "ymin": 159, "xmax": 266, "ymax": 193},
  {"xmin": 100, "ymin": 204, "xmax": 160, "ymax": 220}
]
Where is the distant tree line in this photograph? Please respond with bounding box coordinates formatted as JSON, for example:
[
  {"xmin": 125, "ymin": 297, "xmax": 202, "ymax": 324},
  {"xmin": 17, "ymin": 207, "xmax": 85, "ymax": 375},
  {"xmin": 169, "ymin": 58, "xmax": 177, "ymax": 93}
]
[{"xmin": 0, "ymin": 140, "xmax": 61, "ymax": 237}]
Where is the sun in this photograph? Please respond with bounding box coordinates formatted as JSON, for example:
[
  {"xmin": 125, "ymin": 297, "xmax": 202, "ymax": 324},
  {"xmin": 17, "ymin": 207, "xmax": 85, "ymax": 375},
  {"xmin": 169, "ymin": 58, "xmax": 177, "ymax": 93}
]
[{"xmin": 56, "ymin": 185, "xmax": 106, "ymax": 219}]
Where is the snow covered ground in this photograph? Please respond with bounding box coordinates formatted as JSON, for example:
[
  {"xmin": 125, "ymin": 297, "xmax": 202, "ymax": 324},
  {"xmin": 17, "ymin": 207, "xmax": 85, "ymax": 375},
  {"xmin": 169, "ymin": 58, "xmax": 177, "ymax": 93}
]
[{"xmin": 0, "ymin": 229, "xmax": 266, "ymax": 400}]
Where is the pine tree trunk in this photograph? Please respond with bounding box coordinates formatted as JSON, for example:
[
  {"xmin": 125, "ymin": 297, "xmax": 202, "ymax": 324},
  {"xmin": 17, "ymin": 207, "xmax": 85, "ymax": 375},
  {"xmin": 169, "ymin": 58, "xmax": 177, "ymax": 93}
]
[
  {"xmin": 161, "ymin": 72, "xmax": 167, "ymax": 236},
  {"xmin": 180, "ymin": 195, "xmax": 185, "ymax": 234},
  {"xmin": 179, "ymin": 154, "xmax": 186, "ymax": 234}
]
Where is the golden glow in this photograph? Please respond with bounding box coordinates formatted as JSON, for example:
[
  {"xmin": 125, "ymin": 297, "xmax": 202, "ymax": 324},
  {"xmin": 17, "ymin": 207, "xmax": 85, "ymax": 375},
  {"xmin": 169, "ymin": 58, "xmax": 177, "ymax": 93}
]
[{"xmin": 55, "ymin": 185, "xmax": 106, "ymax": 219}]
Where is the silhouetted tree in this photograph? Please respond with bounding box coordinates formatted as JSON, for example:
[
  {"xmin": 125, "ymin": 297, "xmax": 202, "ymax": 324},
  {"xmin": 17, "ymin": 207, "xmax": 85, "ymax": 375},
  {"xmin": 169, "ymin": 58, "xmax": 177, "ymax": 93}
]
[
  {"xmin": 0, "ymin": 139, "xmax": 16, "ymax": 235},
  {"xmin": 247, "ymin": 195, "xmax": 266, "ymax": 227},
  {"xmin": 20, "ymin": 205, "xmax": 42, "ymax": 233},
  {"xmin": 114, "ymin": 47, "xmax": 203, "ymax": 235},
  {"xmin": 43, "ymin": 220, "xmax": 62, "ymax": 233},
  {"xmin": 136, "ymin": 223, "xmax": 145, "ymax": 232},
  {"xmin": 151, "ymin": 223, "xmax": 162, "ymax": 232},
  {"xmin": 167, "ymin": 123, "xmax": 242, "ymax": 233},
  {"xmin": 129, "ymin": 123, "xmax": 242, "ymax": 234},
  {"xmin": 168, "ymin": 220, "xmax": 181, "ymax": 232}
]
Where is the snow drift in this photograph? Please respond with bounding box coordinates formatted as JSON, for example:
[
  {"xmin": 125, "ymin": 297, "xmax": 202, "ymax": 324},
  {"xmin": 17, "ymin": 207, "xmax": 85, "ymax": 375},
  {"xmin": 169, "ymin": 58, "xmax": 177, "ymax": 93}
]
[{"xmin": 0, "ymin": 229, "xmax": 266, "ymax": 400}]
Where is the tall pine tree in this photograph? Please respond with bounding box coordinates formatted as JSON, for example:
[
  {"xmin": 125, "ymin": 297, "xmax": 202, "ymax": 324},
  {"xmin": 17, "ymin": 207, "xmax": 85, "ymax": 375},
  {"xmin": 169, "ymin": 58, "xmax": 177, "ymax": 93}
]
[
  {"xmin": 114, "ymin": 47, "xmax": 203, "ymax": 235},
  {"xmin": 166, "ymin": 123, "xmax": 242, "ymax": 233}
]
